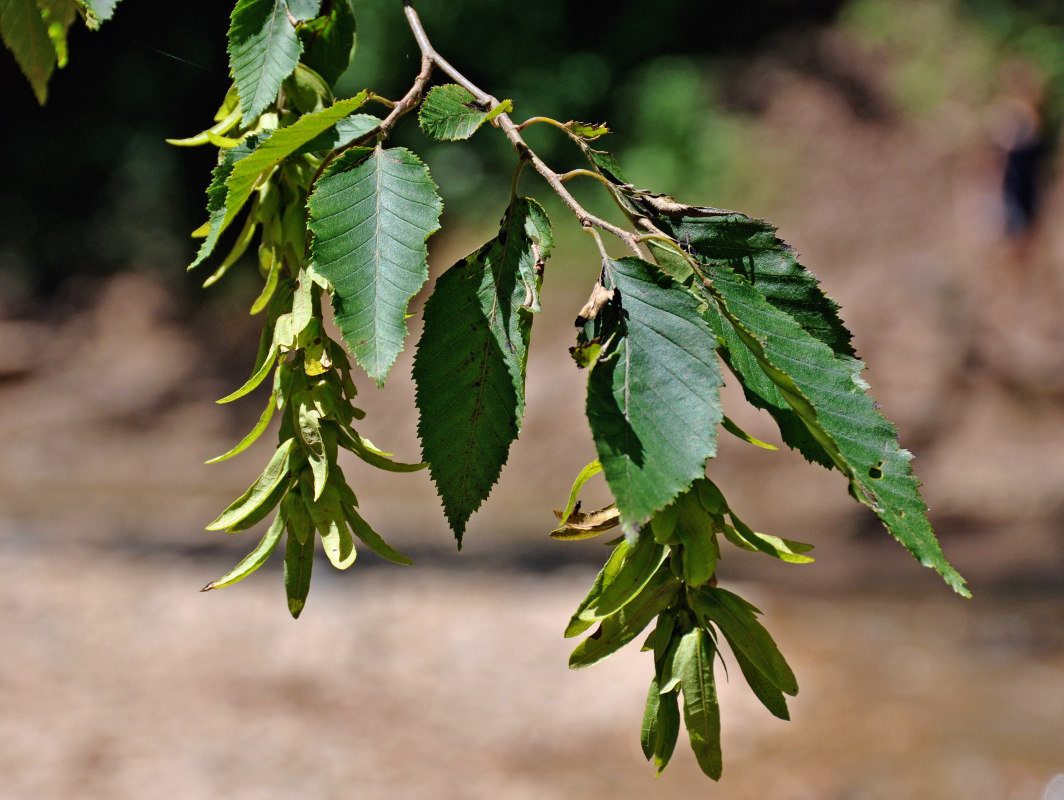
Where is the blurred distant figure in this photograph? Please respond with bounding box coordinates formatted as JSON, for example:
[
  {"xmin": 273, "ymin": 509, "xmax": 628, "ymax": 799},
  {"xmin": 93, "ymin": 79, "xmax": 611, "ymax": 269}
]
[{"xmin": 987, "ymin": 62, "xmax": 1048, "ymax": 244}]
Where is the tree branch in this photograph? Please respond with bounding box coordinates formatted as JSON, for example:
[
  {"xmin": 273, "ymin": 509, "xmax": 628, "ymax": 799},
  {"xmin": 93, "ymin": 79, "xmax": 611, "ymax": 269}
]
[{"xmin": 401, "ymin": 2, "xmax": 642, "ymax": 257}]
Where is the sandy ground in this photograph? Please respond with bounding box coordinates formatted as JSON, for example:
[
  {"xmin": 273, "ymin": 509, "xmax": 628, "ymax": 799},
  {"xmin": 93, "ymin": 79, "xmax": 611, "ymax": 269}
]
[{"xmin": 2, "ymin": 545, "xmax": 1062, "ymax": 799}]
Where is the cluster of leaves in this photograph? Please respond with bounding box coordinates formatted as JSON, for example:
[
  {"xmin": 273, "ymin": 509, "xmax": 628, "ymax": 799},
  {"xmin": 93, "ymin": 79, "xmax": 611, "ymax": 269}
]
[
  {"xmin": 0, "ymin": 0, "xmax": 120, "ymax": 103},
  {"xmin": 9, "ymin": 0, "xmax": 969, "ymax": 782}
]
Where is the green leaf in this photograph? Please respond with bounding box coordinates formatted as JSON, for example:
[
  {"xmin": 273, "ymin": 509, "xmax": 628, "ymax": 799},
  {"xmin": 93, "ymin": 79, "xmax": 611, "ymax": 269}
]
[
  {"xmin": 342, "ymin": 505, "xmax": 413, "ymax": 566},
  {"xmin": 201, "ymin": 508, "xmax": 286, "ymax": 591},
  {"xmin": 714, "ymin": 315, "xmax": 835, "ymax": 468},
  {"xmin": 206, "ymin": 391, "xmax": 277, "ymax": 464},
  {"xmin": 223, "ymin": 92, "xmax": 368, "ymax": 236},
  {"xmin": 677, "ymin": 628, "xmax": 722, "ymax": 780},
  {"xmin": 564, "ymin": 539, "xmax": 629, "ymax": 639},
  {"xmin": 413, "ymin": 197, "xmax": 551, "ymax": 541},
  {"xmin": 732, "ymin": 645, "xmax": 789, "ymax": 721},
  {"xmin": 298, "ymin": 0, "xmax": 356, "ymax": 87},
  {"xmin": 285, "ymin": 0, "xmax": 320, "ymax": 21},
  {"xmin": 577, "ymin": 528, "xmax": 666, "ymax": 622},
  {"xmin": 283, "ymin": 528, "xmax": 314, "ymax": 618},
  {"xmin": 1, "ymin": 0, "xmax": 57, "ymax": 103},
  {"xmin": 228, "ymin": 0, "xmax": 303, "ymax": 125},
  {"xmin": 583, "ymin": 146, "xmax": 629, "ymax": 185},
  {"xmin": 701, "ymin": 263, "xmax": 969, "ymax": 596},
  {"xmin": 189, "ymin": 135, "xmax": 261, "ymax": 271},
  {"xmin": 81, "ymin": 0, "xmax": 121, "ymax": 22},
  {"xmin": 568, "ymin": 565, "xmax": 680, "ymax": 669},
  {"xmin": 309, "ymin": 145, "xmax": 443, "ymax": 386},
  {"xmin": 584, "ymin": 258, "xmax": 724, "ymax": 532},
  {"xmin": 691, "ymin": 586, "xmax": 797, "ymax": 696},
  {"xmin": 641, "ymin": 204, "xmax": 855, "ymax": 358},
  {"xmin": 418, "ymin": 84, "xmax": 512, "ymax": 141},
  {"xmin": 207, "ymin": 439, "xmax": 296, "ymax": 532}
]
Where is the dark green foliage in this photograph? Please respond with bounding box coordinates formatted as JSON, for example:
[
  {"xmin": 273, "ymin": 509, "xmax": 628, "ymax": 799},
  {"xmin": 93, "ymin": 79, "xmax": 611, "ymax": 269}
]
[
  {"xmin": 582, "ymin": 257, "xmax": 724, "ymax": 533},
  {"xmin": 413, "ymin": 198, "xmax": 551, "ymax": 542}
]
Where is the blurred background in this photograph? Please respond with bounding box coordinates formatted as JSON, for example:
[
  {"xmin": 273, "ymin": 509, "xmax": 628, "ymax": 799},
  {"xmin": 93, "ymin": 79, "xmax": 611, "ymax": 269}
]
[{"xmin": 2, "ymin": 0, "xmax": 1063, "ymax": 797}]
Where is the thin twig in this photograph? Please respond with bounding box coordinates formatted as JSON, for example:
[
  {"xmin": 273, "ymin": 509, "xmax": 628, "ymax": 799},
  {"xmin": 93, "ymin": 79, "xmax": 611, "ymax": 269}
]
[
  {"xmin": 311, "ymin": 55, "xmax": 434, "ymax": 187},
  {"xmin": 401, "ymin": 1, "xmax": 642, "ymax": 257}
]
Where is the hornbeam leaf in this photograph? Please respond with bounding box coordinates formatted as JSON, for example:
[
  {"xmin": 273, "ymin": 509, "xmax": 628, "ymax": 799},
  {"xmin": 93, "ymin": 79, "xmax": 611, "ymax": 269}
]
[
  {"xmin": 565, "ymin": 121, "xmax": 609, "ymax": 139},
  {"xmin": 701, "ymin": 264, "xmax": 969, "ymax": 596},
  {"xmin": 418, "ymin": 84, "xmax": 512, "ymax": 141},
  {"xmin": 1, "ymin": 0, "xmax": 57, "ymax": 103},
  {"xmin": 298, "ymin": 0, "xmax": 356, "ymax": 87},
  {"xmin": 677, "ymin": 628, "xmax": 723, "ymax": 780},
  {"xmin": 413, "ymin": 198, "xmax": 551, "ymax": 541},
  {"xmin": 223, "ymin": 92, "xmax": 368, "ymax": 234},
  {"xmin": 82, "ymin": 0, "xmax": 121, "ymax": 21},
  {"xmin": 584, "ymin": 258, "xmax": 723, "ymax": 532},
  {"xmin": 228, "ymin": 0, "xmax": 303, "ymax": 125},
  {"xmin": 309, "ymin": 145, "xmax": 443, "ymax": 386},
  {"xmin": 285, "ymin": 0, "xmax": 320, "ymax": 21},
  {"xmin": 711, "ymin": 305, "xmax": 835, "ymax": 468},
  {"xmin": 640, "ymin": 203, "xmax": 855, "ymax": 358}
]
